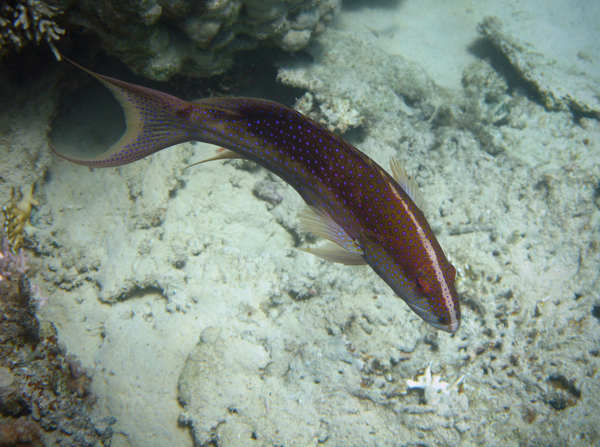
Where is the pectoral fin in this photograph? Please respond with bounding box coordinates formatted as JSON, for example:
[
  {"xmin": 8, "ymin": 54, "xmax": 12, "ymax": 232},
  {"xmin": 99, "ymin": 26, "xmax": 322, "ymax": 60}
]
[
  {"xmin": 389, "ymin": 158, "xmax": 427, "ymax": 212},
  {"xmin": 298, "ymin": 206, "xmax": 366, "ymax": 265},
  {"xmin": 301, "ymin": 243, "xmax": 366, "ymax": 265}
]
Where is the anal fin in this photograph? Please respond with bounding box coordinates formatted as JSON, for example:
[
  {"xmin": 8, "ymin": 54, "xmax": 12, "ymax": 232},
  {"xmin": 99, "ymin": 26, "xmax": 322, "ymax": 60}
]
[
  {"xmin": 185, "ymin": 148, "xmax": 246, "ymax": 169},
  {"xmin": 302, "ymin": 243, "xmax": 366, "ymax": 265}
]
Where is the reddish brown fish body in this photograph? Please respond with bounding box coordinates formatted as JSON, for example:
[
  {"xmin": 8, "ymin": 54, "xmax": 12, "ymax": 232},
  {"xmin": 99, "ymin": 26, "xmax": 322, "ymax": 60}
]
[{"xmin": 53, "ymin": 59, "xmax": 460, "ymax": 332}]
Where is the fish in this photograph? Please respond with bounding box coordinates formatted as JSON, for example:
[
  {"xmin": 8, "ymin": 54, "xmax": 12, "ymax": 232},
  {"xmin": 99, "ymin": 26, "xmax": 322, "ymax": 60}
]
[{"xmin": 51, "ymin": 56, "xmax": 461, "ymax": 333}]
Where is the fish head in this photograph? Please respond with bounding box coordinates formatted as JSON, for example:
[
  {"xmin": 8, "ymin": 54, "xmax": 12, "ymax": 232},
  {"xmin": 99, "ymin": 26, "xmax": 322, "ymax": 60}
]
[
  {"xmin": 404, "ymin": 262, "xmax": 460, "ymax": 333},
  {"xmin": 361, "ymin": 233, "xmax": 461, "ymax": 333}
]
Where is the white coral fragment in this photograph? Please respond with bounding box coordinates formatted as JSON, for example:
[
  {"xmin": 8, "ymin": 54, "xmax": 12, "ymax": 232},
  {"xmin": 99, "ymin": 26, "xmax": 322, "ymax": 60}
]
[{"xmin": 406, "ymin": 363, "xmax": 465, "ymax": 405}]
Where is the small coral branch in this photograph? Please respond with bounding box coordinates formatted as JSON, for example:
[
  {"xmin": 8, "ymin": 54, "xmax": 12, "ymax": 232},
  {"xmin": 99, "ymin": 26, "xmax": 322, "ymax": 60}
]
[
  {"xmin": 0, "ymin": 0, "xmax": 65, "ymax": 58},
  {"xmin": 2, "ymin": 184, "xmax": 38, "ymax": 253}
]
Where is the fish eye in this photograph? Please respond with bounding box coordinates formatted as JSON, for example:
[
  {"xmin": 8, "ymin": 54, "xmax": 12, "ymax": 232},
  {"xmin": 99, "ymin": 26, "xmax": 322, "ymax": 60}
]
[{"xmin": 416, "ymin": 277, "xmax": 431, "ymax": 294}]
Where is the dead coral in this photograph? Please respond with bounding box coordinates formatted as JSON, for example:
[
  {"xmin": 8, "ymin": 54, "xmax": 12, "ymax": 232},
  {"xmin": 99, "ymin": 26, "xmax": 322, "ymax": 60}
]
[{"xmin": 0, "ymin": 0, "xmax": 65, "ymax": 58}]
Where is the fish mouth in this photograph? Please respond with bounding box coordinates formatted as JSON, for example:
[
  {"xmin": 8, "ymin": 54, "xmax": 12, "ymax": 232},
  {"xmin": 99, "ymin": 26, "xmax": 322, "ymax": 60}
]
[
  {"xmin": 405, "ymin": 301, "xmax": 461, "ymax": 333},
  {"xmin": 430, "ymin": 319, "xmax": 461, "ymax": 333}
]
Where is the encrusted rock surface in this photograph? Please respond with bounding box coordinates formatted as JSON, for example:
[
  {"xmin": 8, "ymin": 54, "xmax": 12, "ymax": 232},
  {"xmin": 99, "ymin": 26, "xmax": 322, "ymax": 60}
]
[
  {"xmin": 478, "ymin": 16, "xmax": 600, "ymax": 118},
  {"xmin": 0, "ymin": 276, "xmax": 115, "ymax": 446}
]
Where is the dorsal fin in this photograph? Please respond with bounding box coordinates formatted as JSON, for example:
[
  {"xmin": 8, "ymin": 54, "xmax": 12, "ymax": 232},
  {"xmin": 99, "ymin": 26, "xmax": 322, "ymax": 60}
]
[{"xmin": 389, "ymin": 158, "xmax": 427, "ymax": 212}]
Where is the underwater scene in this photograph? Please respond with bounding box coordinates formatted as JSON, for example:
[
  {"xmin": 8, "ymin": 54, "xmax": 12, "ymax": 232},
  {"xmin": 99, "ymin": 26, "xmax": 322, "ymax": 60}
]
[{"xmin": 1, "ymin": 0, "xmax": 599, "ymax": 445}]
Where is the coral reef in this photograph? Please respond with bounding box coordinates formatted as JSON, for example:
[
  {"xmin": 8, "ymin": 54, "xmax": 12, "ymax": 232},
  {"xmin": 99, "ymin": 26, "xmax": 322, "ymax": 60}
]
[
  {"xmin": 59, "ymin": 0, "xmax": 341, "ymax": 80},
  {"xmin": 0, "ymin": 276, "xmax": 115, "ymax": 446},
  {"xmin": 2, "ymin": 184, "xmax": 38, "ymax": 253},
  {"xmin": 0, "ymin": 0, "xmax": 65, "ymax": 58}
]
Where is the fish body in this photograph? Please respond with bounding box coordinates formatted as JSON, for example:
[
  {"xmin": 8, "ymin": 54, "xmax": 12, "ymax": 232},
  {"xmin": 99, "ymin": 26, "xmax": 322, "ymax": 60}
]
[{"xmin": 53, "ymin": 58, "xmax": 460, "ymax": 332}]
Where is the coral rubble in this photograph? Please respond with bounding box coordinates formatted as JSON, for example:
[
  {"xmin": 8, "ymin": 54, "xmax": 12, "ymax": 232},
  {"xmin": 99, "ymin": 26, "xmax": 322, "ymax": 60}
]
[
  {"xmin": 0, "ymin": 276, "xmax": 115, "ymax": 446},
  {"xmin": 0, "ymin": 0, "xmax": 65, "ymax": 58}
]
